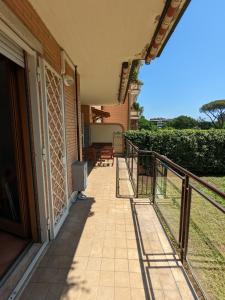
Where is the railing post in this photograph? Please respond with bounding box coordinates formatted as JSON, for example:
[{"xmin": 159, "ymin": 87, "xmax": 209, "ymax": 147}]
[
  {"xmin": 183, "ymin": 186, "xmax": 192, "ymax": 261},
  {"xmin": 131, "ymin": 145, "xmax": 134, "ymax": 181},
  {"xmin": 124, "ymin": 136, "xmax": 127, "ymax": 159},
  {"xmin": 151, "ymin": 153, "xmax": 156, "ymax": 204},
  {"xmin": 163, "ymin": 165, "xmax": 167, "ymax": 198},
  {"xmin": 136, "ymin": 150, "xmax": 139, "ymax": 197},
  {"xmin": 180, "ymin": 175, "xmax": 190, "ymax": 263}
]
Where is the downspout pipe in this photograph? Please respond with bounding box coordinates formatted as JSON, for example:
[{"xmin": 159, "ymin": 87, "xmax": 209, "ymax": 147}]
[{"xmin": 74, "ymin": 65, "xmax": 81, "ymax": 161}]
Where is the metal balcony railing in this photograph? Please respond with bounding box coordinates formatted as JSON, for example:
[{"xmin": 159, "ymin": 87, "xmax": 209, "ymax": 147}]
[{"xmin": 124, "ymin": 137, "xmax": 225, "ymax": 300}]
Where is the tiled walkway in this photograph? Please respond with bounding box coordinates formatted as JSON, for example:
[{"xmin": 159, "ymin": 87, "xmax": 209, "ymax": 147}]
[{"xmin": 20, "ymin": 158, "xmax": 196, "ymax": 300}]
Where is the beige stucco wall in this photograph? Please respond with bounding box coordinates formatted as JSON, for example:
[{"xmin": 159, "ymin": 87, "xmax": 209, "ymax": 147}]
[{"xmin": 90, "ymin": 124, "xmax": 122, "ymax": 144}]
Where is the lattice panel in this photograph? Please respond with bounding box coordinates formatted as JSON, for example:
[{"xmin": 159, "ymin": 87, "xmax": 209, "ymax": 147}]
[{"xmin": 44, "ymin": 65, "xmax": 67, "ymax": 225}]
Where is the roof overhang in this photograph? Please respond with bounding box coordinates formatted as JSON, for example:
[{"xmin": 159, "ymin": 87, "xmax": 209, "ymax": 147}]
[
  {"xmin": 145, "ymin": 0, "xmax": 191, "ymax": 64},
  {"xmin": 28, "ymin": 0, "xmax": 190, "ymax": 105}
]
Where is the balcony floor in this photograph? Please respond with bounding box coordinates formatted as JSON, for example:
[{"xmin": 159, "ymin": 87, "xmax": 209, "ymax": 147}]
[{"xmin": 20, "ymin": 158, "xmax": 196, "ymax": 300}]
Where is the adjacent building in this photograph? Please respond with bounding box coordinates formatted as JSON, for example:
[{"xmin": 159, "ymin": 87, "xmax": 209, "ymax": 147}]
[{"xmin": 150, "ymin": 117, "xmax": 171, "ymax": 128}]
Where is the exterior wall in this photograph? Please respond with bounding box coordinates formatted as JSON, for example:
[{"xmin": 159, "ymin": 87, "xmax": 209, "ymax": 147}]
[
  {"xmin": 90, "ymin": 123, "xmax": 123, "ymax": 143},
  {"xmin": 90, "ymin": 124, "xmax": 124, "ymax": 154},
  {"xmin": 81, "ymin": 105, "xmax": 91, "ymax": 126},
  {"xmin": 4, "ymin": 0, "xmax": 61, "ymax": 72},
  {"xmin": 103, "ymin": 95, "xmax": 129, "ymax": 131},
  {"xmin": 4, "ymin": 0, "xmax": 81, "ymax": 197},
  {"xmin": 64, "ymin": 63, "xmax": 78, "ymax": 197}
]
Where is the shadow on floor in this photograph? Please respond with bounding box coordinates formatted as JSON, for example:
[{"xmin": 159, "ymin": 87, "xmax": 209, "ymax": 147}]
[
  {"xmin": 130, "ymin": 199, "xmax": 182, "ymax": 300},
  {"xmin": 116, "ymin": 156, "xmax": 196, "ymax": 300},
  {"xmin": 21, "ymin": 197, "xmax": 96, "ymax": 300}
]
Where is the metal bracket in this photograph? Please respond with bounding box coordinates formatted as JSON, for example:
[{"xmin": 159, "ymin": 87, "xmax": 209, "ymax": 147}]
[
  {"xmin": 36, "ymin": 66, "xmax": 41, "ymax": 82},
  {"xmin": 47, "ymin": 217, "xmax": 50, "ymax": 230},
  {"xmin": 42, "ymin": 147, "xmax": 46, "ymax": 160}
]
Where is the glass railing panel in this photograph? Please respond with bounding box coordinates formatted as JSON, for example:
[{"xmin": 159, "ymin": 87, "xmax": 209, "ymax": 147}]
[
  {"xmin": 187, "ymin": 186, "xmax": 225, "ymax": 300},
  {"xmin": 155, "ymin": 160, "xmax": 183, "ymax": 244}
]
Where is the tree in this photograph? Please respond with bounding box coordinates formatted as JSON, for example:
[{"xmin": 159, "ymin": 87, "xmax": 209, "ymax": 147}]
[
  {"xmin": 197, "ymin": 117, "xmax": 213, "ymax": 130},
  {"xmin": 166, "ymin": 115, "xmax": 198, "ymax": 129},
  {"xmin": 138, "ymin": 116, "xmax": 157, "ymax": 130},
  {"xmin": 200, "ymin": 100, "xmax": 225, "ymax": 129},
  {"xmin": 132, "ymin": 102, "xmax": 144, "ymax": 115}
]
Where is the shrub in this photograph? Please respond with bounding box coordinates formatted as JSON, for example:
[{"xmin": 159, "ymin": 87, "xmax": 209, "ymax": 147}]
[{"xmin": 125, "ymin": 129, "xmax": 225, "ymax": 175}]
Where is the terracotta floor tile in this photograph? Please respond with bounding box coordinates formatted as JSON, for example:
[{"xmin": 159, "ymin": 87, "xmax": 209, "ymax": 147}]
[
  {"xmin": 116, "ymin": 224, "xmax": 126, "ymax": 232},
  {"xmin": 164, "ymin": 289, "xmax": 182, "ymax": 300},
  {"xmin": 99, "ymin": 271, "xmax": 115, "ymax": 287},
  {"xmin": 115, "ymin": 259, "xmax": 129, "ymax": 272},
  {"xmin": 130, "ymin": 288, "xmax": 146, "ymax": 300},
  {"xmin": 104, "ymin": 239, "xmax": 116, "ymax": 248},
  {"xmin": 115, "ymin": 287, "xmax": 131, "ymax": 300},
  {"xmin": 101, "ymin": 258, "xmax": 115, "ymax": 271},
  {"xmin": 115, "ymin": 238, "xmax": 127, "ymax": 248},
  {"xmin": 86, "ymin": 257, "xmax": 102, "ymax": 271},
  {"xmin": 126, "ymin": 232, "xmax": 136, "ymax": 240},
  {"xmin": 128, "ymin": 260, "xmax": 141, "ymax": 273},
  {"xmin": 90, "ymin": 245, "xmax": 103, "ymax": 258},
  {"xmin": 115, "ymin": 231, "xmax": 126, "ymax": 239},
  {"xmin": 129, "ymin": 273, "xmax": 144, "ymax": 289},
  {"xmin": 153, "ymin": 289, "xmax": 165, "ymax": 300},
  {"xmin": 126, "ymin": 240, "xmax": 137, "ymax": 249},
  {"xmin": 97, "ymin": 286, "xmax": 114, "ymax": 300},
  {"xmin": 127, "ymin": 249, "xmax": 139, "ymax": 260},
  {"xmin": 102, "ymin": 247, "xmax": 115, "ymax": 258},
  {"xmin": 115, "ymin": 271, "xmax": 130, "ymax": 287},
  {"xmin": 115, "ymin": 248, "xmax": 128, "ymax": 259}
]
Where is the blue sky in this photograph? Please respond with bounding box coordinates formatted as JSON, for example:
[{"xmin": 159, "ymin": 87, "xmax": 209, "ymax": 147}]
[{"xmin": 138, "ymin": 0, "xmax": 225, "ymax": 120}]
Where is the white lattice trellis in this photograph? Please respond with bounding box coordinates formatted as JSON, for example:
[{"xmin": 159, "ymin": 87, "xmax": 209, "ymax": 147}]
[{"xmin": 43, "ymin": 62, "xmax": 68, "ymax": 229}]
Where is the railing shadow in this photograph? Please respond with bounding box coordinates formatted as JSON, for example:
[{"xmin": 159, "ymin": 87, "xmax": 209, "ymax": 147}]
[{"xmin": 130, "ymin": 198, "xmax": 198, "ymax": 300}]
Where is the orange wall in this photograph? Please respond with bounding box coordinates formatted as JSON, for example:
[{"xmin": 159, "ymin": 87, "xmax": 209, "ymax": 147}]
[
  {"xmin": 64, "ymin": 63, "xmax": 79, "ymax": 196},
  {"xmin": 5, "ymin": 0, "xmax": 61, "ymax": 72},
  {"xmin": 103, "ymin": 96, "xmax": 129, "ymax": 131},
  {"xmin": 81, "ymin": 105, "xmax": 91, "ymax": 125}
]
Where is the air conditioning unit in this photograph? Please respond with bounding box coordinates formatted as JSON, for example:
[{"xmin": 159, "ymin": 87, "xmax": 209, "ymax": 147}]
[{"xmin": 72, "ymin": 161, "xmax": 87, "ymax": 192}]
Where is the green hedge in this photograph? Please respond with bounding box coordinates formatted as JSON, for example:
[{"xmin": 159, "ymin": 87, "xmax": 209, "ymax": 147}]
[{"xmin": 125, "ymin": 129, "xmax": 225, "ymax": 175}]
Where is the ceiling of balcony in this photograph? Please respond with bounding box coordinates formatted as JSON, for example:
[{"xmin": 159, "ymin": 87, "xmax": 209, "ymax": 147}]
[{"xmin": 28, "ymin": 0, "xmax": 171, "ymax": 105}]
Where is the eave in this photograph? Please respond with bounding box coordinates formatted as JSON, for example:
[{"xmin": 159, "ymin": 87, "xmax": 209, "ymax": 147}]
[
  {"xmin": 27, "ymin": 0, "xmax": 190, "ymax": 106},
  {"xmin": 118, "ymin": 0, "xmax": 190, "ymax": 104}
]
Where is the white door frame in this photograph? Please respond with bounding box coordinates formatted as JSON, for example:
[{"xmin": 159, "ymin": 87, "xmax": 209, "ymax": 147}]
[{"xmin": 26, "ymin": 53, "xmax": 49, "ymax": 242}]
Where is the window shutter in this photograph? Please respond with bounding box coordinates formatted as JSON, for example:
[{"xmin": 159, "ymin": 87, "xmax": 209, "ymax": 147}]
[{"xmin": 0, "ymin": 30, "xmax": 24, "ymax": 67}]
